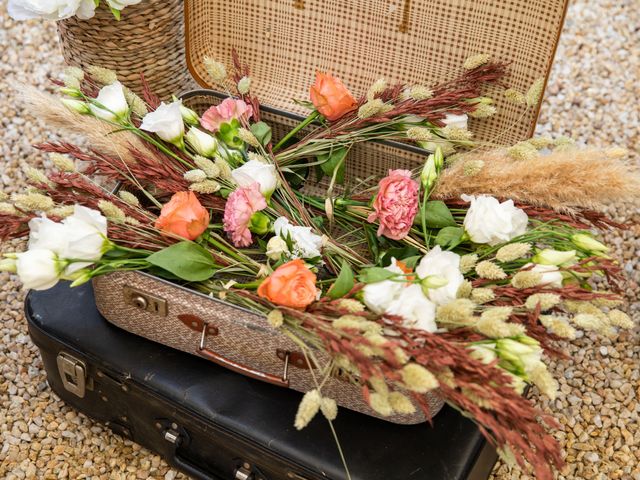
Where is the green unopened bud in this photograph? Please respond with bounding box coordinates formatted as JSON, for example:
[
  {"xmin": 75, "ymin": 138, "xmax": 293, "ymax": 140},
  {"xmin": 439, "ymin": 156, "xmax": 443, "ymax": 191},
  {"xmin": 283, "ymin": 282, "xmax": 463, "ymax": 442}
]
[
  {"xmin": 433, "ymin": 146, "xmax": 444, "ymax": 170},
  {"xmin": 59, "ymin": 87, "xmax": 83, "ymax": 98},
  {"xmin": 0, "ymin": 258, "xmax": 17, "ymax": 273},
  {"xmin": 532, "ymin": 248, "xmax": 577, "ymax": 266},
  {"xmin": 176, "ymin": 98, "xmax": 200, "ymax": 126},
  {"xmin": 468, "ymin": 345, "xmax": 498, "ymax": 364},
  {"xmin": 571, "ymin": 233, "xmax": 609, "ymax": 253},
  {"xmin": 249, "ymin": 211, "xmax": 271, "ymax": 235},
  {"xmin": 61, "ymin": 99, "xmax": 90, "ymax": 114},
  {"xmin": 69, "ymin": 271, "xmax": 93, "ymax": 287},
  {"xmin": 420, "ymin": 275, "xmax": 448, "ymax": 297},
  {"xmin": 420, "ymin": 155, "xmax": 437, "ymax": 189}
]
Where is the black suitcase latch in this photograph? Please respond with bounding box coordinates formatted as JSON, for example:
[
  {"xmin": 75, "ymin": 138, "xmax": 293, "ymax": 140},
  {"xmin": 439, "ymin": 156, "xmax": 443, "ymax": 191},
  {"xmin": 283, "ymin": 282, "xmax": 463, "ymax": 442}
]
[{"xmin": 56, "ymin": 352, "xmax": 86, "ymax": 398}]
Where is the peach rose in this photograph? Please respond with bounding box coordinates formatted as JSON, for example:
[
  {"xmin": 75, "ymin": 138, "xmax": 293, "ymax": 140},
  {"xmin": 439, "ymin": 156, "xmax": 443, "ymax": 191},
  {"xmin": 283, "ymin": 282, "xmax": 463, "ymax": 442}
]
[
  {"xmin": 368, "ymin": 169, "xmax": 419, "ymax": 240},
  {"xmin": 155, "ymin": 191, "xmax": 210, "ymax": 241},
  {"xmin": 309, "ymin": 72, "xmax": 357, "ymax": 121},
  {"xmin": 258, "ymin": 259, "xmax": 318, "ymax": 309}
]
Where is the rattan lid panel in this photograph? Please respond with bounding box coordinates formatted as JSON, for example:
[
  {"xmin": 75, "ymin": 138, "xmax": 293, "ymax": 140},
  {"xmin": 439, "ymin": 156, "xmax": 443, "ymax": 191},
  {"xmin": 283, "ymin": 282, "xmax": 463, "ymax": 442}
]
[{"xmin": 186, "ymin": 0, "xmax": 567, "ymax": 144}]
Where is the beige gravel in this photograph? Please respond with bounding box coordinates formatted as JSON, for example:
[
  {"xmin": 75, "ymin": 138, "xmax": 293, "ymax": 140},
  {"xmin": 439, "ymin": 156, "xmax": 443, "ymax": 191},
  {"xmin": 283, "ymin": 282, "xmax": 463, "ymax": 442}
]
[{"xmin": 1, "ymin": 1, "xmax": 639, "ymax": 479}]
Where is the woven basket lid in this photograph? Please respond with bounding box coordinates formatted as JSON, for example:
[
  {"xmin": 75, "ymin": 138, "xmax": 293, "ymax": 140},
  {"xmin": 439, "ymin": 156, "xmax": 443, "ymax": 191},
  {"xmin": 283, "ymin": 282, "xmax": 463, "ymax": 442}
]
[{"xmin": 185, "ymin": 0, "xmax": 568, "ymax": 145}]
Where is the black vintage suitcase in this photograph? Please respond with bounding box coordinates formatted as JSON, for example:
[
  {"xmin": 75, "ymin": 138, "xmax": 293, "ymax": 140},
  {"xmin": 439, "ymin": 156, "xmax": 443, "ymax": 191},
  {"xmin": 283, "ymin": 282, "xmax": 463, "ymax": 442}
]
[{"xmin": 26, "ymin": 282, "xmax": 498, "ymax": 480}]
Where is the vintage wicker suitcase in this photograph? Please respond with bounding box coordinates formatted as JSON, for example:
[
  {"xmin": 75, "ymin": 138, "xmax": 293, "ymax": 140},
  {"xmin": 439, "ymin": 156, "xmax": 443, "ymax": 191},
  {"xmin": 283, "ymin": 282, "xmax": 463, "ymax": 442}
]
[{"xmin": 93, "ymin": 0, "xmax": 569, "ymax": 424}]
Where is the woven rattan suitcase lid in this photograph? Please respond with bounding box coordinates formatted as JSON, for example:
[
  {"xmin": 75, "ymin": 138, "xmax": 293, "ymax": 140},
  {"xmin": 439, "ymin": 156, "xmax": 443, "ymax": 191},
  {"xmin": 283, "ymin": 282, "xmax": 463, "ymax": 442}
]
[{"xmin": 185, "ymin": 0, "xmax": 568, "ymax": 145}]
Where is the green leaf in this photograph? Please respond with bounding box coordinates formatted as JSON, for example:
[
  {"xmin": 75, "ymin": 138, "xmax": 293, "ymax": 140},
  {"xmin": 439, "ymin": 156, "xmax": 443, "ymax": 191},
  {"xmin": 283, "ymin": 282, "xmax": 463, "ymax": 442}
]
[
  {"xmin": 146, "ymin": 241, "xmax": 217, "ymax": 281},
  {"xmin": 435, "ymin": 226, "xmax": 464, "ymax": 250},
  {"xmin": 110, "ymin": 7, "xmax": 121, "ymax": 20},
  {"xmin": 380, "ymin": 246, "xmax": 420, "ymax": 267},
  {"xmin": 422, "ymin": 201, "xmax": 457, "ymax": 228},
  {"xmin": 328, "ymin": 261, "xmax": 355, "ymax": 299},
  {"xmin": 402, "ymin": 255, "xmax": 421, "ymax": 269},
  {"xmin": 318, "ymin": 146, "xmax": 348, "ymax": 184},
  {"xmin": 250, "ymin": 121, "xmax": 272, "ymax": 146},
  {"xmin": 358, "ymin": 267, "xmax": 399, "ymax": 284}
]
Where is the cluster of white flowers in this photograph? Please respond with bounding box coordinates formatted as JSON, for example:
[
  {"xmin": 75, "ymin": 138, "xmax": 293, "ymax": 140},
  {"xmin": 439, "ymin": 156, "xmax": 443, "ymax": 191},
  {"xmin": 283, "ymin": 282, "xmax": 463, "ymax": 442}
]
[
  {"xmin": 268, "ymin": 217, "xmax": 324, "ymax": 261},
  {"xmin": 8, "ymin": 0, "xmax": 142, "ymax": 21},
  {"xmin": 3, "ymin": 206, "xmax": 110, "ymax": 290}
]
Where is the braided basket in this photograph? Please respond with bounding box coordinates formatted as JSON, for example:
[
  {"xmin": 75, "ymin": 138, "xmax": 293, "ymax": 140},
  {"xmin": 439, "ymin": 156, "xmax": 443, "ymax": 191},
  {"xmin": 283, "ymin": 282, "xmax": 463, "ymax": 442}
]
[{"xmin": 57, "ymin": 0, "xmax": 194, "ymax": 99}]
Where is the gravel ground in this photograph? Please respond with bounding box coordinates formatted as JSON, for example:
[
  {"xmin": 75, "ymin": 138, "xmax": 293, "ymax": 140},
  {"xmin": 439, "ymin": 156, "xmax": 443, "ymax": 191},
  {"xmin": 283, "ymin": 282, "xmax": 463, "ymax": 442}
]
[{"xmin": 1, "ymin": 1, "xmax": 638, "ymax": 479}]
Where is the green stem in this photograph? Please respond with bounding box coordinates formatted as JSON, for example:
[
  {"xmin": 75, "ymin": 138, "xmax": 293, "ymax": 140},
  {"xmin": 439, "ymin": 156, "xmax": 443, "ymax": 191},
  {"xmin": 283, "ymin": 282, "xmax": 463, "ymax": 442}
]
[{"xmin": 273, "ymin": 111, "xmax": 319, "ymax": 153}]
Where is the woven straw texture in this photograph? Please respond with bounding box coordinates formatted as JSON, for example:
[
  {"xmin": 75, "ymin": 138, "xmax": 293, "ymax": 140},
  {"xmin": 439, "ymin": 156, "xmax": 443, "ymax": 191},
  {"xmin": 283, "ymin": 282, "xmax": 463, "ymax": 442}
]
[
  {"xmin": 57, "ymin": 0, "xmax": 194, "ymax": 99},
  {"xmin": 94, "ymin": 272, "xmax": 444, "ymax": 424},
  {"xmin": 185, "ymin": 0, "xmax": 568, "ymax": 145}
]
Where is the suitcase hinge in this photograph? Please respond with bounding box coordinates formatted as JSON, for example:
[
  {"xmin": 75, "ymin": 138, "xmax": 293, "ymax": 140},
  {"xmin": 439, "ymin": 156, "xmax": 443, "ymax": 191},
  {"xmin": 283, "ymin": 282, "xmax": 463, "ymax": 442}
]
[
  {"xmin": 234, "ymin": 463, "xmax": 253, "ymax": 480},
  {"xmin": 56, "ymin": 352, "xmax": 86, "ymax": 398}
]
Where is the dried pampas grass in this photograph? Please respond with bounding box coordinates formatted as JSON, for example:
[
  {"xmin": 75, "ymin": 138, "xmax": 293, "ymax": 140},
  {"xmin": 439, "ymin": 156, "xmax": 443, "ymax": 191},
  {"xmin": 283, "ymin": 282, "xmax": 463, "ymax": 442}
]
[
  {"xmin": 18, "ymin": 86, "xmax": 152, "ymax": 164},
  {"xmin": 434, "ymin": 148, "xmax": 640, "ymax": 213}
]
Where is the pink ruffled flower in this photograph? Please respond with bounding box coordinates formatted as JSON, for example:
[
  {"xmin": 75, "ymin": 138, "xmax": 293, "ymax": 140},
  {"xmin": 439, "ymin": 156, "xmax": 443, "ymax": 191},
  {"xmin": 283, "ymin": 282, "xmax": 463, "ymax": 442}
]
[
  {"xmin": 201, "ymin": 98, "xmax": 253, "ymax": 132},
  {"xmin": 223, "ymin": 182, "xmax": 267, "ymax": 247},
  {"xmin": 368, "ymin": 169, "xmax": 419, "ymax": 240}
]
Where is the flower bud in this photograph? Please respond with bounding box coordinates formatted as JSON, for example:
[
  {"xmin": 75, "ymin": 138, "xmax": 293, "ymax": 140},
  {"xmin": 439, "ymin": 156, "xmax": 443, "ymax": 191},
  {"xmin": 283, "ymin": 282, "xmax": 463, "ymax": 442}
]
[
  {"xmin": 61, "ymin": 99, "xmax": 90, "ymax": 114},
  {"xmin": 265, "ymin": 235, "xmax": 289, "ymax": 261},
  {"xmin": 185, "ymin": 127, "xmax": 219, "ymax": 157},
  {"xmin": 468, "ymin": 345, "xmax": 498, "ymax": 364},
  {"xmin": 571, "ymin": 233, "xmax": 609, "ymax": 253},
  {"xmin": 531, "ymin": 248, "xmax": 577, "ymax": 266},
  {"xmin": 180, "ymin": 104, "xmax": 200, "ymax": 126},
  {"xmin": 59, "ymin": 87, "xmax": 83, "ymax": 98},
  {"xmin": 420, "ymin": 275, "xmax": 449, "ymax": 297},
  {"xmin": 420, "ymin": 154, "xmax": 437, "ymax": 190},
  {"xmin": 0, "ymin": 258, "xmax": 17, "ymax": 273},
  {"xmin": 249, "ymin": 211, "xmax": 271, "ymax": 235}
]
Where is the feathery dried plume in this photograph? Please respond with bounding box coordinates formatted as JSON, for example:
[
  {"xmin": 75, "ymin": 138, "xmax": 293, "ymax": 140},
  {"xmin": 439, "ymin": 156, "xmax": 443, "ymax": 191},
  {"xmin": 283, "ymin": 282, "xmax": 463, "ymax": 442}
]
[
  {"xmin": 406, "ymin": 126, "xmax": 433, "ymax": 141},
  {"xmin": 527, "ymin": 136, "xmax": 553, "ymax": 149},
  {"xmin": 608, "ymin": 309, "xmax": 634, "ymax": 329},
  {"xmin": 189, "ymin": 180, "xmax": 221, "ymax": 194},
  {"xmin": 215, "ymin": 158, "xmax": 232, "ymax": 179},
  {"xmin": 463, "ymin": 53, "xmax": 491, "ymax": 70},
  {"xmin": 49, "ymin": 205, "xmax": 75, "ymax": 218},
  {"xmin": 334, "ymin": 315, "xmax": 381, "ymax": 334},
  {"xmin": 64, "ymin": 66, "xmax": 84, "ymax": 82},
  {"xmin": 460, "ymin": 253, "xmax": 478, "ymax": 274},
  {"xmin": 203, "ymin": 57, "xmax": 227, "ymax": 83},
  {"xmin": 62, "ymin": 73, "xmax": 81, "ymax": 89},
  {"xmin": 124, "ymin": 216, "xmax": 140, "ymax": 226},
  {"xmin": 123, "ymin": 86, "xmax": 148, "ymax": 117},
  {"xmin": 320, "ymin": 397, "xmax": 338, "ymax": 420},
  {"xmin": 525, "ymin": 77, "xmax": 545, "ymax": 107},
  {"xmin": 469, "ymin": 103, "xmax": 496, "ymax": 119},
  {"xmin": 369, "ymin": 392, "xmax": 393, "ymax": 416},
  {"xmin": 475, "ymin": 317, "xmax": 525, "ymax": 338},
  {"xmin": 508, "ymin": 141, "xmax": 539, "ymax": 161},
  {"xmin": 0, "ymin": 202, "xmax": 18, "ymax": 215},
  {"xmin": 476, "ymin": 261, "xmax": 506, "ymax": 280},
  {"xmin": 24, "ymin": 167, "xmax": 54, "ymax": 188},
  {"xmin": 86, "ymin": 65, "xmax": 118, "ymax": 85},
  {"xmin": 267, "ymin": 309, "xmax": 284, "ymax": 328},
  {"xmin": 358, "ymin": 99, "xmax": 386, "ymax": 119},
  {"xmin": 183, "ymin": 169, "xmax": 208, "ymax": 183},
  {"xmin": 194, "ymin": 156, "xmax": 220, "ymax": 178},
  {"xmin": 294, "ymin": 389, "xmax": 322, "ymax": 429},
  {"xmin": 388, "ymin": 392, "xmax": 416, "ymax": 414},
  {"xmin": 436, "ymin": 299, "xmax": 475, "ymax": 323},
  {"xmin": 118, "ymin": 190, "xmax": 140, "ymax": 207},
  {"xmin": 97, "ymin": 200, "xmax": 126, "ymax": 223},
  {"xmin": 409, "ymin": 85, "xmax": 433, "ymax": 100},
  {"xmin": 457, "ymin": 280, "xmax": 473, "ymax": 298},
  {"xmin": 504, "ymin": 88, "xmax": 526, "ymax": 104},
  {"xmin": 480, "ymin": 306, "xmax": 513, "ymax": 323},
  {"xmin": 511, "ymin": 271, "xmax": 542, "ymax": 289},
  {"xmin": 564, "ymin": 300, "xmax": 605, "ymax": 317},
  {"xmin": 496, "ymin": 243, "xmax": 531, "ymax": 263},
  {"xmin": 13, "ymin": 192, "xmax": 54, "ymax": 212},
  {"xmin": 367, "ymin": 78, "xmax": 387, "ymax": 100},
  {"xmin": 237, "ymin": 76, "xmax": 251, "ymax": 95},
  {"xmin": 471, "ymin": 288, "xmax": 495, "ymax": 304},
  {"xmin": 337, "ymin": 298, "xmax": 365, "ymax": 313},
  {"xmin": 525, "ymin": 293, "xmax": 561, "ymax": 312},
  {"xmin": 591, "ymin": 296, "xmax": 624, "ymax": 308},
  {"xmin": 434, "ymin": 148, "xmax": 640, "ymax": 213},
  {"xmin": 463, "ymin": 160, "xmax": 484, "ymax": 177},
  {"xmin": 400, "ymin": 363, "xmax": 439, "ymax": 393},
  {"xmin": 570, "ymin": 313, "xmax": 611, "ymax": 335},
  {"xmin": 528, "ymin": 363, "xmax": 558, "ymax": 399},
  {"xmin": 238, "ymin": 128, "xmax": 260, "ymax": 148},
  {"xmin": 539, "ymin": 315, "xmax": 576, "ymax": 339},
  {"xmin": 50, "ymin": 153, "xmax": 76, "ymax": 172},
  {"xmin": 442, "ymin": 126, "xmax": 473, "ymax": 141}
]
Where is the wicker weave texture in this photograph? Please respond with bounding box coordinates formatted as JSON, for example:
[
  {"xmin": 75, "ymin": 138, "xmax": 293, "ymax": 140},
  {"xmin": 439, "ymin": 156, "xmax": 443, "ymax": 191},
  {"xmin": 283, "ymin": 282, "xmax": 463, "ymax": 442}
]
[
  {"xmin": 58, "ymin": 0, "xmax": 195, "ymax": 99},
  {"xmin": 93, "ymin": 271, "xmax": 444, "ymax": 424},
  {"xmin": 185, "ymin": 0, "xmax": 567, "ymax": 145}
]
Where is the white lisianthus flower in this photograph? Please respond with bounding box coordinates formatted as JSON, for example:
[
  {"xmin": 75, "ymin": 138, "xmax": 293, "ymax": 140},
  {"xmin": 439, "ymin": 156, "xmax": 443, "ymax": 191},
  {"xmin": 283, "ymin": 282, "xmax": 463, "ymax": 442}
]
[
  {"xmin": 416, "ymin": 246, "xmax": 464, "ymax": 305},
  {"xmin": 8, "ymin": 0, "xmax": 96, "ymax": 20},
  {"xmin": 362, "ymin": 259, "xmax": 406, "ymax": 314},
  {"xmin": 140, "ymin": 100, "xmax": 185, "ymax": 147},
  {"xmin": 185, "ymin": 127, "xmax": 218, "ymax": 157},
  {"xmin": 265, "ymin": 235, "xmax": 290, "ymax": 261},
  {"xmin": 90, "ymin": 81, "xmax": 129, "ymax": 122},
  {"xmin": 16, "ymin": 249, "xmax": 65, "ymax": 290},
  {"xmin": 27, "ymin": 216, "xmax": 68, "ymax": 254},
  {"xmin": 442, "ymin": 113, "xmax": 468, "ymax": 130},
  {"xmin": 273, "ymin": 217, "xmax": 323, "ymax": 260},
  {"xmin": 525, "ymin": 263, "xmax": 564, "ymax": 288},
  {"xmin": 231, "ymin": 160, "xmax": 278, "ymax": 199},
  {"xmin": 386, "ymin": 284, "xmax": 437, "ymax": 333},
  {"xmin": 106, "ymin": 0, "xmax": 141, "ymax": 11},
  {"xmin": 63, "ymin": 205, "xmax": 110, "ymax": 272},
  {"xmin": 532, "ymin": 249, "xmax": 577, "ymax": 266},
  {"xmin": 462, "ymin": 194, "xmax": 528, "ymax": 246}
]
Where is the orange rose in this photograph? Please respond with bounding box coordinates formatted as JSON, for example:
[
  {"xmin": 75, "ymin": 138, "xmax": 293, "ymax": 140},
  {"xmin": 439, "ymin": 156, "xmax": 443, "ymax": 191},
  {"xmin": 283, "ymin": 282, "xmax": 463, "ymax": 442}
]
[
  {"xmin": 258, "ymin": 259, "xmax": 318, "ymax": 309},
  {"xmin": 155, "ymin": 191, "xmax": 210, "ymax": 240},
  {"xmin": 309, "ymin": 72, "xmax": 357, "ymax": 121}
]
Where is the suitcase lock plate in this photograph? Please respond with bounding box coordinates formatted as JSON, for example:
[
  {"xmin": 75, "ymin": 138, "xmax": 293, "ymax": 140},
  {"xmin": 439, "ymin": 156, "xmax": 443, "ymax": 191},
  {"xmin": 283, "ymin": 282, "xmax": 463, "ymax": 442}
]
[
  {"xmin": 56, "ymin": 352, "xmax": 86, "ymax": 398},
  {"xmin": 123, "ymin": 286, "xmax": 168, "ymax": 316}
]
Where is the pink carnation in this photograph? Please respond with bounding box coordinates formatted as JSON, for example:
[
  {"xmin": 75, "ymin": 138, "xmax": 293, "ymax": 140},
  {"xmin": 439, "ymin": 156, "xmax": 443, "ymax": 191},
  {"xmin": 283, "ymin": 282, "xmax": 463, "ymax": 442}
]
[
  {"xmin": 367, "ymin": 169, "xmax": 419, "ymax": 240},
  {"xmin": 223, "ymin": 182, "xmax": 267, "ymax": 247},
  {"xmin": 201, "ymin": 98, "xmax": 253, "ymax": 132}
]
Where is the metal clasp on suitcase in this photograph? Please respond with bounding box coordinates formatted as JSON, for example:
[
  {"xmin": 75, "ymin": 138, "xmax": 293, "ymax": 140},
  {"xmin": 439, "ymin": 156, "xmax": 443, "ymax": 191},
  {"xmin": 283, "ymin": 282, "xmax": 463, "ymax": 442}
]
[{"xmin": 56, "ymin": 352, "xmax": 87, "ymax": 398}]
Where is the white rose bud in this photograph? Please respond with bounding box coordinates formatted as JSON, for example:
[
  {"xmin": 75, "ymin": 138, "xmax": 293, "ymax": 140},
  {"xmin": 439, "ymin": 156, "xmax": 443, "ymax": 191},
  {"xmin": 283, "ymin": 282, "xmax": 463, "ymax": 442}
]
[
  {"xmin": 531, "ymin": 248, "xmax": 577, "ymax": 266},
  {"xmin": 462, "ymin": 194, "xmax": 528, "ymax": 246},
  {"xmin": 416, "ymin": 246, "xmax": 464, "ymax": 305},
  {"xmin": 273, "ymin": 217, "xmax": 323, "ymax": 259},
  {"xmin": 265, "ymin": 235, "xmax": 289, "ymax": 261},
  {"xmin": 16, "ymin": 249, "xmax": 65, "ymax": 290},
  {"xmin": 89, "ymin": 81, "xmax": 129, "ymax": 122},
  {"xmin": 185, "ymin": 127, "xmax": 218, "ymax": 157},
  {"xmin": 231, "ymin": 160, "xmax": 278, "ymax": 199},
  {"xmin": 442, "ymin": 113, "xmax": 468, "ymax": 130},
  {"xmin": 140, "ymin": 100, "xmax": 185, "ymax": 148}
]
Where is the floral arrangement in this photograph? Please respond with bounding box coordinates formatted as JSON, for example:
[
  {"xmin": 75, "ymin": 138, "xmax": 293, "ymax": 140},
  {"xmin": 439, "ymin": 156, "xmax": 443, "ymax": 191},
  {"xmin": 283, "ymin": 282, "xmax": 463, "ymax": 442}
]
[
  {"xmin": 8, "ymin": 0, "xmax": 141, "ymax": 21},
  {"xmin": 3, "ymin": 54, "xmax": 639, "ymax": 479}
]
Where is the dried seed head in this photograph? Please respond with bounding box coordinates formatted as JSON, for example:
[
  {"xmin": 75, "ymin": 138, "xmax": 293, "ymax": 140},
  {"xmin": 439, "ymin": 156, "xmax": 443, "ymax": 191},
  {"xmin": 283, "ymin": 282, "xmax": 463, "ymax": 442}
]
[
  {"xmin": 237, "ymin": 128, "xmax": 260, "ymax": 148},
  {"xmin": 553, "ymin": 135, "xmax": 575, "ymax": 148},
  {"xmin": 247, "ymin": 152, "xmax": 269, "ymax": 164},
  {"xmin": 237, "ymin": 76, "xmax": 251, "ymax": 95},
  {"xmin": 457, "ymin": 280, "xmax": 473, "ymax": 298},
  {"xmin": 507, "ymin": 141, "xmax": 539, "ymax": 161},
  {"xmin": 267, "ymin": 309, "xmax": 284, "ymax": 328},
  {"xmin": 504, "ymin": 88, "xmax": 526, "ymax": 105},
  {"xmin": 564, "ymin": 300, "xmax": 604, "ymax": 316},
  {"xmin": 527, "ymin": 136, "xmax": 553, "ymax": 150},
  {"xmin": 123, "ymin": 86, "xmax": 148, "ymax": 117},
  {"xmin": 62, "ymin": 74, "xmax": 81, "ymax": 90},
  {"xmin": 480, "ymin": 306, "xmax": 513, "ymax": 323},
  {"xmin": 442, "ymin": 126, "xmax": 473, "ymax": 141},
  {"xmin": 436, "ymin": 299, "xmax": 476, "ymax": 324},
  {"xmin": 320, "ymin": 397, "xmax": 338, "ymax": 421},
  {"xmin": 459, "ymin": 253, "xmax": 478, "ymax": 274},
  {"xmin": 462, "ymin": 159, "xmax": 484, "ymax": 177},
  {"xmin": 194, "ymin": 156, "xmax": 220, "ymax": 178},
  {"xmin": 400, "ymin": 364, "xmax": 439, "ymax": 393},
  {"xmin": 369, "ymin": 392, "xmax": 394, "ymax": 416},
  {"xmin": 510, "ymin": 271, "xmax": 542, "ymax": 289},
  {"xmin": 357, "ymin": 99, "xmax": 385, "ymax": 119},
  {"xmin": 496, "ymin": 243, "xmax": 532, "ymax": 263},
  {"xmin": 469, "ymin": 103, "xmax": 496, "ymax": 119},
  {"xmin": 97, "ymin": 200, "xmax": 125, "ymax": 223},
  {"xmin": 64, "ymin": 66, "xmax": 84, "ymax": 81},
  {"xmin": 50, "ymin": 153, "xmax": 76, "ymax": 173},
  {"xmin": 13, "ymin": 192, "xmax": 54, "ymax": 212},
  {"xmin": 525, "ymin": 77, "xmax": 545, "ymax": 107},
  {"xmin": 118, "ymin": 190, "xmax": 140, "ymax": 207},
  {"xmin": 203, "ymin": 57, "xmax": 227, "ymax": 83},
  {"xmin": 605, "ymin": 147, "xmax": 628, "ymax": 159},
  {"xmin": 124, "ymin": 216, "xmax": 140, "ymax": 226},
  {"xmin": 539, "ymin": 315, "xmax": 576, "ymax": 339},
  {"xmin": 571, "ymin": 313, "xmax": 609, "ymax": 334},
  {"xmin": 215, "ymin": 158, "xmax": 233, "ymax": 179},
  {"xmin": 409, "ymin": 85, "xmax": 433, "ymax": 100},
  {"xmin": 0, "ymin": 202, "xmax": 18, "ymax": 215},
  {"xmin": 367, "ymin": 78, "xmax": 387, "ymax": 100},
  {"xmin": 471, "ymin": 288, "xmax": 495, "ymax": 304},
  {"xmin": 86, "ymin": 65, "xmax": 118, "ymax": 85},
  {"xmin": 476, "ymin": 261, "xmax": 507, "ymax": 280},
  {"xmin": 475, "ymin": 318, "xmax": 526, "ymax": 338},
  {"xmin": 294, "ymin": 389, "xmax": 322, "ymax": 430},
  {"xmin": 369, "ymin": 376, "xmax": 389, "ymax": 396},
  {"xmin": 183, "ymin": 169, "xmax": 208, "ymax": 183},
  {"xmin": 528, "ymin": 363, "xmax": 558, "ymax": 400},
  {"xmin": 189, "ymin": 179, "xmax": 221, "ymax": 194},
  {"xmin": 388, "ymin": 391, "xmax": 416, "ymax": 414},
  {"xmin": 24, "ymin": 167, "xmax": 53, "ymax": 188},
  {"xmin": 0, "ymin": 192, "xmax": 8, "ymax": 201},
  {"xmin": 524, "ymin": 293, "xmax": 561, "ymax": 312},
  {"xmin": 463, "ymin": 53, "xmax": 491, "ymax": 70},
  {"xmin": 337, "ymin": 298, "xmax": 365, "ymax": 313},
  {"xmin": 406, "ymin": 126, "xmax": 433, "ymax": 141},
  {"xmin": 591, "ymin": 295, "xmax": 624, "ymax": 308},
  {"xmin": 608, "ymin": 309, "xmax": 634, "ymax": 329},
  {"xmin": 444, "ymin": 153, "xmax": 463, "ymax": 166},
  {"xmin": 48, "ymin": 205, "xmax": 75, "ymax": 218}
]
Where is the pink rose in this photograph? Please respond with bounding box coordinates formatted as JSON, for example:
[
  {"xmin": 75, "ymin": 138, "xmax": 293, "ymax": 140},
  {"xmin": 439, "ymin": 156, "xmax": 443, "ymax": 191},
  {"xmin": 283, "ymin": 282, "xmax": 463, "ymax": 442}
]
[
  {"xmin": 201, "ymin": 98, "xmax": 253, "ymax": 132},
  {"xmin": 223, "ymin": 182, "xmax": 267, "ymax": 247},
  {"xmin": 367, "ymin": 169, "xmax": 419, "ymax": 240}
]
